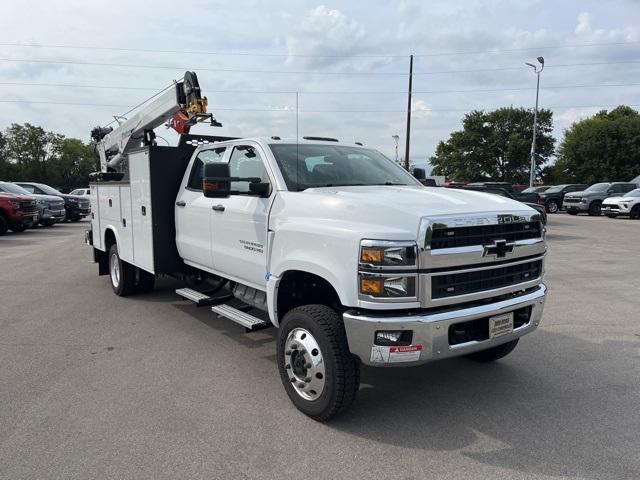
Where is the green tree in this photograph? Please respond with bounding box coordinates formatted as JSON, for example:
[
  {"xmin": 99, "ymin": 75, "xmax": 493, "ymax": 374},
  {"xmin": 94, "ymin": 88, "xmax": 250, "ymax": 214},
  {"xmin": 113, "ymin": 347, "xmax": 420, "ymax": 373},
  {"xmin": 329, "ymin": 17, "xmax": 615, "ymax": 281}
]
[
  {"xmin": 430, "ymin": 107, "xmax": 555, "ymax": 183},
  {"xmin": 47, "ymin": 138, "xmax": 96, "ymax": 191},
  {"xmin": 555, "ymin": 106, "xmax": 640, "ymax": 183},
  {"xmin": 3, "ymin": 123, "xmax": 63, "ymax": 182}
]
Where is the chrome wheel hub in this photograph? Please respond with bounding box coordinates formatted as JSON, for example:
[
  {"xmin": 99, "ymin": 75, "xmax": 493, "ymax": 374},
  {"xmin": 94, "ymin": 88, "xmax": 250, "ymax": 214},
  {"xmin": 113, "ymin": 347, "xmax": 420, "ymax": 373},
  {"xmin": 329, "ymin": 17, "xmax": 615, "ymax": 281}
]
[
  {"xmin": 284, "ymin": 328, "xmax": 326, "ymax": 401},
  {"xmin": 110, "ymin": 252, "xmax": 120, "ymax": 288}
]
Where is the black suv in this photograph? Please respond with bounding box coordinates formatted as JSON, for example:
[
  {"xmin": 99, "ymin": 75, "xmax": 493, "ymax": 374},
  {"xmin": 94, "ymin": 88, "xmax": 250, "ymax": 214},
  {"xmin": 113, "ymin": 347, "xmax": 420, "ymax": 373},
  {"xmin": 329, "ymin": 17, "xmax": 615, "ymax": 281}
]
[{"xmin": 536, "ymin": 184, "xmax": 588, "ymax": 213}]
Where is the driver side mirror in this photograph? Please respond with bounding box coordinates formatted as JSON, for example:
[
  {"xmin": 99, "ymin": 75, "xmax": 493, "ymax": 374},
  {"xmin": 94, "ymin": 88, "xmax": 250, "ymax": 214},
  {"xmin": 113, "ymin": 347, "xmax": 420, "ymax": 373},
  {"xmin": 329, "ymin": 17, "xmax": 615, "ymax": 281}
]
[
  {"xmin": 202, "ymin": 162, "xmax": 270, "ymax": 198},
  {"xmin": 203, "ymin": 163, "xmax": 231, "ymax": 198}
]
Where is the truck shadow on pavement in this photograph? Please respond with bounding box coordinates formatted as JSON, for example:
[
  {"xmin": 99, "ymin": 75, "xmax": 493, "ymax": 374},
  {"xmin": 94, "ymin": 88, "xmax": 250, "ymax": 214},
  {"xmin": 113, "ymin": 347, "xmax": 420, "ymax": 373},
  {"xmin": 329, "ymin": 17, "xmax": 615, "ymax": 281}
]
[{"xmin": 329, "ymin": 330, "xmax": 640, "ymax": 480}]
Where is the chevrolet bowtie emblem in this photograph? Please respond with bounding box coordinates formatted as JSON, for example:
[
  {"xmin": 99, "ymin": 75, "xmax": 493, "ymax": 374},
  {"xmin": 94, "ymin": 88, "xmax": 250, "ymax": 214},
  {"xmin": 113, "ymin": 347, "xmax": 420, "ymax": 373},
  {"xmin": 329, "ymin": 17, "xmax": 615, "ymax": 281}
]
[{"xmin": 483, "ymin": 239, "xmax": 514, "ymax": 258}]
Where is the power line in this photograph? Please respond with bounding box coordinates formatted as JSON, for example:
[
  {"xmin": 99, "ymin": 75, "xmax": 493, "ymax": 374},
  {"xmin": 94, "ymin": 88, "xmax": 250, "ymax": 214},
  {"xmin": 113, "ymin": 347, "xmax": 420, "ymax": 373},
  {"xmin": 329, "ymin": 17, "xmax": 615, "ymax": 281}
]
[
  {"xmin": 0, "ymin": 81, "xmax": 638, "ymax": 94},
  {"xmin": 0, "ymin": 99, "xmax": 636, "ymax": 112},
  {"xmin": 0, "ymin": 40, "xmax": 638, "ymax": 58},
  {"xmin": 0, "ymin": 57, "xmax": 639, "ymax": 75}
]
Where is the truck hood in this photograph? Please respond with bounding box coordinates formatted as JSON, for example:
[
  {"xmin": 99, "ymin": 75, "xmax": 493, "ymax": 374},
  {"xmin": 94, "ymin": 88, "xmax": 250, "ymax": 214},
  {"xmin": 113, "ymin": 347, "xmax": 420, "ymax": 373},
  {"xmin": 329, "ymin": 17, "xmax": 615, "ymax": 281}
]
[
  {"xmin": 564, "ymin": 190, "xmax": 606, "ymax": 198},
  {"xmin": 28, "ymin": 193, "xmax": 64, "ymax": 203},
  {"xmin": 0, "ymin": 193, "xmax": 35, "ymax": 201},
  {"xmin": 278, "ymin": 185, "xmax": 536, "ymax": 238}
]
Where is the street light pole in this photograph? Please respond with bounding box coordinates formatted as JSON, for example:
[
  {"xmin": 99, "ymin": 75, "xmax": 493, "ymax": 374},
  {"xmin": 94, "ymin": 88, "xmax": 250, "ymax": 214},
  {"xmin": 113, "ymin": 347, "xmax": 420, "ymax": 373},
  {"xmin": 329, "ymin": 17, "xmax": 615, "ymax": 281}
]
[
  {"xmin": 392, "ymin": 134, "xmax": 399, "ymax": 163},
  {"xmin": 526, "ymin": 56, "xmax": 544, "ymax": 188}
]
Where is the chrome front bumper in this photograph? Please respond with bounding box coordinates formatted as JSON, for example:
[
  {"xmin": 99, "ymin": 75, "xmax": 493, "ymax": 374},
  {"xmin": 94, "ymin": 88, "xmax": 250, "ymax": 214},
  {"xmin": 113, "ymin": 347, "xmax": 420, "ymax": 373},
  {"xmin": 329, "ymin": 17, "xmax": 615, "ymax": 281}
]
[{"xmin": 343, "ymin": 284, "xmax": 546, "ymax": 367}]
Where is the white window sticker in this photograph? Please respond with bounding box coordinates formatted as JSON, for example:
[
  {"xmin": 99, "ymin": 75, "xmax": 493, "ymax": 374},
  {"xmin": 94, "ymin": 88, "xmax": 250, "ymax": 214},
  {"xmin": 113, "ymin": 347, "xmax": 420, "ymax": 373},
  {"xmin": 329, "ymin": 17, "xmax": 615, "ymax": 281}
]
[{"xmin": 370, "ymin": 345, "xmax": 422, "ymax": 363}]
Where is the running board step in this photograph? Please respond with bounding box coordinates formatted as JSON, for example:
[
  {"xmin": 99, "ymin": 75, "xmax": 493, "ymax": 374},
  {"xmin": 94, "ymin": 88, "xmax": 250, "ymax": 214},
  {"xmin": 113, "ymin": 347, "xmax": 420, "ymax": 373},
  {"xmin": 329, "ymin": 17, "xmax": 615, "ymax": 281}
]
[
  {"xmin": 211, "ymin": 304, "xmax": 271, "ymax": 332},
  {"xmin": 175, "ymin": 288, "xmax": 231, "ymax": 307}
]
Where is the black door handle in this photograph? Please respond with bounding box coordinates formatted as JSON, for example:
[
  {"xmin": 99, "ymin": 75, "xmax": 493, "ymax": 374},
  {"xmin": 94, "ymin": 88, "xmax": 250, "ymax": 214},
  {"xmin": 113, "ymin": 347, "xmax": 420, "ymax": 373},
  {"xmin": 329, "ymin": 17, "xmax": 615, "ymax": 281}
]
[
  {"xmin": 212, "ymin": 204, "xmax": 225, "ymax": 212},
  {"xmin": 175, "ymin": 200, "xmax": 186, "ymax": 207}
]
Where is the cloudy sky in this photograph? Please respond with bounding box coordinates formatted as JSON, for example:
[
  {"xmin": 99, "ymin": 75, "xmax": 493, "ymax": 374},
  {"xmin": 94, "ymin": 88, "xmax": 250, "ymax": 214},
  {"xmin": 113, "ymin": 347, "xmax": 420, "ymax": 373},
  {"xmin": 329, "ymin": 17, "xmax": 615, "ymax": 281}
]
[{"xmin": 0, "ymin": 0, "xmax": 638, "ymax": 168}]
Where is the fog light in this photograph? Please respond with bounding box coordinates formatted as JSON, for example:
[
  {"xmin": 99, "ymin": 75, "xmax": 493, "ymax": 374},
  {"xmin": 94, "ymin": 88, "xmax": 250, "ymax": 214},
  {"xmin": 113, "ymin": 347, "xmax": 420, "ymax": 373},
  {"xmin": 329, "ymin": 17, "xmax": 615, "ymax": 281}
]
[{"xmin": 375, "ymin": 330, "xmax": 413, "ymax": 346}]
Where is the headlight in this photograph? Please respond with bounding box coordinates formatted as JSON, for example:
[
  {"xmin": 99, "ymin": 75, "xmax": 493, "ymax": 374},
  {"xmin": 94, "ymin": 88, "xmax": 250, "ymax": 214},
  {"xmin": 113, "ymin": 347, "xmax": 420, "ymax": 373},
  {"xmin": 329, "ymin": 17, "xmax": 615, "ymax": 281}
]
[
  {"xmin": 9, "ymin": 200, "xmax": 20, "ymax": 209},
  {"xmin": 67, "ymin": 198, "xmax": 79, "ymax": 203},
  {"xmin": 360, "ymin": 240, "xmax": 416, "ymax": 267},
  {"xmin": 359, "ymin": 240, "xmax": 418, "ymax": 300},
  {"xmin": 580, "ymin": 198, "xmax": 588, "ymax": 203},
  {"xmin": 36, "ymin": 199, "xmax": 46, "ymax": 205},
  {"xmin": 359, "ymin": 274, "xmax": 416, "ymax": 298}
]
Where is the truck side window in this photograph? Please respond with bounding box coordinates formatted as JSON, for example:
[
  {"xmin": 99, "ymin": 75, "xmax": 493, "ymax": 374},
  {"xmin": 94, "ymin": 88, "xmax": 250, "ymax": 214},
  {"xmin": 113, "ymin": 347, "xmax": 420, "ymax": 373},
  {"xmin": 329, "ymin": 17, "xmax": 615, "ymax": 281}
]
[
  {"xmin": 229, "ymin": 146, "xmax": 269, "ymax": 193},
  {"xmin": 187, "ymin": 147, "xmax": 227, "ymax": 190}
]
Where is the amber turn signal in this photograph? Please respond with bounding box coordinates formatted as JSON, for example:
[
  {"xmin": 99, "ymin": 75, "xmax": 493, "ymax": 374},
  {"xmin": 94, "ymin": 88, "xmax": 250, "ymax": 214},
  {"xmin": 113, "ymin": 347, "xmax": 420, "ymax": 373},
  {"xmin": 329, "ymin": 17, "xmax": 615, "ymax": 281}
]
[
  {"xmin": 360, "ymin": 247, "xmax": 383, "ymax": 264},
  {"xmin": 360, "ymin": 277, "xmax": 383, "ymax": 295}
]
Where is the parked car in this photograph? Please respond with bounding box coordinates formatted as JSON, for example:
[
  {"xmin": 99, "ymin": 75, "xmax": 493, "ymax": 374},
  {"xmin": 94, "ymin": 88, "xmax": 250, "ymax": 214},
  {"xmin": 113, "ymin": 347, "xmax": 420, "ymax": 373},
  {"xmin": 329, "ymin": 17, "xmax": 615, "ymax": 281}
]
[
  {"xmin": 16, "ymin": 182, "xmax": 90, "ymax": 222},
  {"xmin": 563, "ymin": 182, "xmax": 638, "ymax": 216},
  {"xmin": 0, "ymin": 192, "xmax": 38, "ymax": 235},
  {"xmin": 466, "ymin": 182, "xmax": 538, "ymax": 203},
  {"xmin": 536, "ymin": 184, "xmax": 588, "ymax": 213},
  {"xmin": 602, "ymin": 188, "xmax": 640, "ymax": 219},
  {"xmin": 459, "ymin": 185, "xmax": 547, "ymax": 224},
  {"xmin": 69, "ymin": 188, "xmax": 90, "ymax": 196},
  {"xmin": 0, "ymin": 181, "xmax": 66, "ymax": 226},
  {"xmin": 521, "ymin": 186, "xmax": 551, "ymax": 195}
]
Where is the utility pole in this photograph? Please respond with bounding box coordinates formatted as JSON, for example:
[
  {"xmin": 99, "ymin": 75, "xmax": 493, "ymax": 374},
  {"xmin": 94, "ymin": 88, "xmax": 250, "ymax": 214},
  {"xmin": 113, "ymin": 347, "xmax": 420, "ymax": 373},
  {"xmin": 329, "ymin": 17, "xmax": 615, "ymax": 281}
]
[
  {"xmin": 526, "ymin": 56, "xmax": 544, "ymax": 188},
  {"xmin": 404, "ymin": 54, "xmax": 413, "ymax": 171}
]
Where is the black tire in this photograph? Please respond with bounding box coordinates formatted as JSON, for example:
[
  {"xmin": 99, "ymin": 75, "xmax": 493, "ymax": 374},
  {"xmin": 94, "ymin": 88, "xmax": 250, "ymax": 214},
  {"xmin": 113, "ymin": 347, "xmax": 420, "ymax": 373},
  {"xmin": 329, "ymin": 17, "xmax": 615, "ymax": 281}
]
[
  {"xmin": 606, "ymin": 214, "xmax": 617, "ymax": 219},
  {"xmin": 69, "ymin": 216, "xmax": 81, "ymax": 223},
  {"xmin": 630, "ymin": 205, "xmax": 640, "ymax": 220},
  {"xmin": 568, "ymin": 211, "xmax": 578, "ymax": 215},
  {"xmin": 466, "ymin": 339, "xmax": 519, "ymax": 362},
  {"xmin": 108, "ymin": 244, "xmax": 136, "ymax": 296},
  {"xmin": 277, "ymin": 305, "xmax": 360, "ymax": 421},
  {"xmin": 134, "ymin": 268, "xmax": 155, "ymax": 293},
  {"xmin": 9, "ymin": 225, "xmax": 27, "ymax": 233},
  {"xmin": 0, "ymin": 215, "xmax": 7, "ymax": 236},
  {"xmin": 40, "ymin": 220, "xmax": 55, "ymax": 227},
  {"xmin": 588, "ymin": 201, "xmax": 602, "ymax": 216},
  {"xmin": 545, "ymin": 200, "xmax": 559, "ymax": 214}
]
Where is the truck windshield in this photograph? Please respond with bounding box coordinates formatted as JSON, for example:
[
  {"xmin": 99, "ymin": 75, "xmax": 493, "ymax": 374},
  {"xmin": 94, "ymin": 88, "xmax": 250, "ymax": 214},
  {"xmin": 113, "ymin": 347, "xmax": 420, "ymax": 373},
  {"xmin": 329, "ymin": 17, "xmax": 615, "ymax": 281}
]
[
  {"xmin": 585, "ymin": 183, "xmax": 610, "ymax": 192},
  {"xmin": 269, "ymin": 144, "xmax": 419, "ymax": 191},
  {"xmin": 35, "ymin": 183, "xmax": 63, "ymax": 195},
  {"xmin": 545, "ymin": 185, "xmax": 567, "ymax": 193},
  {"xmin": 0, "ymin": 182, "xmax": 31, "ymax": 195},
  {"xmin": 624, "ymin": 188, "xmax": 640, "ymax": 197}
]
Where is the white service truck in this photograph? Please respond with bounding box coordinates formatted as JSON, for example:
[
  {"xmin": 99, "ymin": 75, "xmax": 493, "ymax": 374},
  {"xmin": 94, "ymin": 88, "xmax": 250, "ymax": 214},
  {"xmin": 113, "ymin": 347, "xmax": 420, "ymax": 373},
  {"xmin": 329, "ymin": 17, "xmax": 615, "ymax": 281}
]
[{"xmin": 86, "ymin": 72, "xmax": 547, "ymax": 420}]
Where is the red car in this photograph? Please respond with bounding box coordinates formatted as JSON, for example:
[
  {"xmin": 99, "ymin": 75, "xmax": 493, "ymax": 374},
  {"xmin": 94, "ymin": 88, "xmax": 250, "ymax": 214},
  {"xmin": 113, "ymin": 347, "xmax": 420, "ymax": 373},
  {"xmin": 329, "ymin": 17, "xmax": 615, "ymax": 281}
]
[{"xmin": 0, "ymin": 192, "xmax": 38, "ymax": 235}]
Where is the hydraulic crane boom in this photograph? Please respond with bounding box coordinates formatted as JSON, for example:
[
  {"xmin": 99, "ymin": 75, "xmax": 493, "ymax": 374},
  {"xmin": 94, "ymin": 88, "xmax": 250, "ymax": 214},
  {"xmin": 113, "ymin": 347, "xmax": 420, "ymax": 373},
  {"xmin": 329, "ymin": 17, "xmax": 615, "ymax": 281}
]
[{"xmin": 91, "ymin": 71, "xmax": 221, "ymax": 171}]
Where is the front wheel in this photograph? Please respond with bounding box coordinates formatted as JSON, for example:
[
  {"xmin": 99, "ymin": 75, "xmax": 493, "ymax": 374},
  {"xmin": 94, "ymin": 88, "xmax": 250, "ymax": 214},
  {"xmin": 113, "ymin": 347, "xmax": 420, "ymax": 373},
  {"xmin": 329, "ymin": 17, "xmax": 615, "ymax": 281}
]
[
  {"xmin": 466, "ymin": 339, "xmax": 519, "ymax": 362},
  {"xmin": 40, "ymin": 219, "xmax": 55, "ymax": 227},
  {"xmin": 545, "ymin": 200, "xmax": 559, "ymax": 213},
  {"xmin": 277, "ymin": 305, "xmax": 360, "ymax": 421},
  {"xmin": 108, "ymin": 244, "xmax": 136, "ymax": 296},
  {"xmin": 588, "ymin": 201, "xmax": 602, "ymax": 216},
  {"xmin": 9, "ymin": 225, "xmax": 27, "ymax": 232},
  {"xmin": 0, "ymin": 215, "xmax": 7, "ymax": 236},
  {"xmin": 630, "ymin": 205, "xmax": 640, "ymax": 220}
]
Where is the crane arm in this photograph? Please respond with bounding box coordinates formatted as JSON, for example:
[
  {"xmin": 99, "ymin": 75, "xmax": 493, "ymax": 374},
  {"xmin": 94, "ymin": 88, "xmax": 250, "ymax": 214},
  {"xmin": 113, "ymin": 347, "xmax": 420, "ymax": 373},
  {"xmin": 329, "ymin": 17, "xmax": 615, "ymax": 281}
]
[{"xmin": 91, "ymin": 71, "xmax": 220, "ymax": 171}]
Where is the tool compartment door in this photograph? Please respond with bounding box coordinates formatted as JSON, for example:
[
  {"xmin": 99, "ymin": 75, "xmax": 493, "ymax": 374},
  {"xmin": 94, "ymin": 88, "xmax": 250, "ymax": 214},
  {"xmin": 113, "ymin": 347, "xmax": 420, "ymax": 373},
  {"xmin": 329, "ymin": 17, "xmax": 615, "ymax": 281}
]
[{"xmin": 129, "ymin": 150, "xmax": 154, "ymax": 273}]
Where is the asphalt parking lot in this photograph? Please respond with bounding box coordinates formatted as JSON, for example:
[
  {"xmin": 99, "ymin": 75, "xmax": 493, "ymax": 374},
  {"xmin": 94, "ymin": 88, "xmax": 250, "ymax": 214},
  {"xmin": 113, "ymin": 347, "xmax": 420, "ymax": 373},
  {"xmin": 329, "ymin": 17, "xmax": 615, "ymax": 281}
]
[{"xmin": 1, "ymin": 216, "xmax": 639, "ymax": 480}]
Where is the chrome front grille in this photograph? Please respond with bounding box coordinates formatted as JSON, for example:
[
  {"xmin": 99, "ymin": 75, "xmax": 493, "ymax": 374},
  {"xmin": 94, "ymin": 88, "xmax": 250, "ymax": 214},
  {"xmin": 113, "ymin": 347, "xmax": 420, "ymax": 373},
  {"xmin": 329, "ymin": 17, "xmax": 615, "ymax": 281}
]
[
  {"xmin": 19, "ymin": 201, "xmax": 38, "ymax": 215},
  {"xmin": 430, "ymin": 222, "xmax": 541, "ymax": 250},
  {"xmin": 432, "ymin": 259, "xmax": 543, "ymax": 299},
  {"xmin": 417, "ymin": 212, "xmax": 546, "ymax": 307}
]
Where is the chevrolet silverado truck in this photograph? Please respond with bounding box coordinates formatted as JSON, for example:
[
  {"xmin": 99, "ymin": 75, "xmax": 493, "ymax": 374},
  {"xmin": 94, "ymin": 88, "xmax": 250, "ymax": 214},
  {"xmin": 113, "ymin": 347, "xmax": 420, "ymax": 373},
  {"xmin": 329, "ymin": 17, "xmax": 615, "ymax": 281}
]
[
  {"xmin": 86, "ymin": 72, "xmax": 547, "ymax": 420},
  {"xmin": 0, "ymin": 182, "xmax": 66, "ymax": 226},
  {"xmin": 602, "ymin": 188, "xmax": 640, "ymax": 219},
  {"xmin": 0, "ymin": 192, "xmax": 38, "ymax": 235},
  {"xmin": 564, "ymin": 182, "xmax": 637, "ymax": 216}
]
